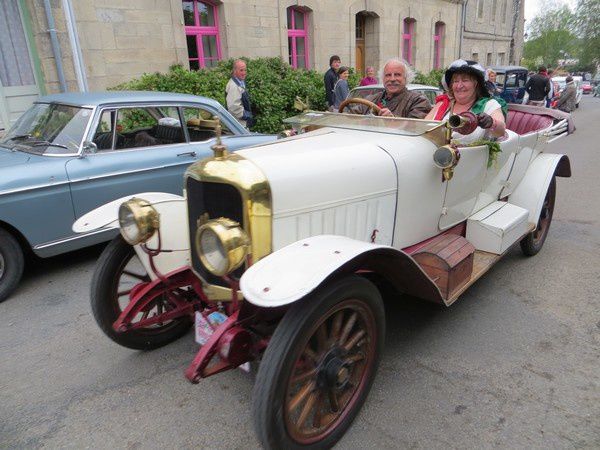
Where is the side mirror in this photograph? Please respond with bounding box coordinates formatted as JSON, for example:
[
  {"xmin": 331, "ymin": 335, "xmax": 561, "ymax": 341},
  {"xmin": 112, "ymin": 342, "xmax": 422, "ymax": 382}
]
[{"xmin": 82, "ymin": 140, "xmax": 98, "ymax": 154}]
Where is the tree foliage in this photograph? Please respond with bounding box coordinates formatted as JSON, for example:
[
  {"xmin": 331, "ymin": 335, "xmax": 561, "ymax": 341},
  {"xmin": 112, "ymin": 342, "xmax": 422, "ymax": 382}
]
[
  {"xmin": 523, "ymin": 3, "xmax": 579, "ymax": 69},
  {"xmin": 574, "ymin": 0, "xmax": 600, "ymax": 67}
]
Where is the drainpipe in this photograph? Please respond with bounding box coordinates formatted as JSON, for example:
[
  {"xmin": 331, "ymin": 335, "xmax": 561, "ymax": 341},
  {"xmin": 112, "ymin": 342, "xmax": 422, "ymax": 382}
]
[
  {"xmin": 62, "ymin": 0, "xmax": 88, "ymax": 92},
  {"xmin": 42, "ymin": 0, "xmax": 67, "ymax": 92},
  {"xmin": 458, "ymin": 0, "xmax": 468, "ymax": 59}
]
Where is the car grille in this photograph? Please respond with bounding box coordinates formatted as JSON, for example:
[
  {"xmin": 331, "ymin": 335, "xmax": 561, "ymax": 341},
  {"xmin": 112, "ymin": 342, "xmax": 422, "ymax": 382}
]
[{"xmin": 186, "ymin": 177, "xmax": 245, "ymax": 286}]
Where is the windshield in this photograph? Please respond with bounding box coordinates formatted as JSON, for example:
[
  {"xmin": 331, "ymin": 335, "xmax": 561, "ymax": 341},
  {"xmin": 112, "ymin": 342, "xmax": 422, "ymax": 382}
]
[
  {"xmin": 0, "ymin": 103, "xmax": 92, "ymax": 155},
  {"xmin": 284, "ymin": 111, "xmax": 442, "ymax": 136}
]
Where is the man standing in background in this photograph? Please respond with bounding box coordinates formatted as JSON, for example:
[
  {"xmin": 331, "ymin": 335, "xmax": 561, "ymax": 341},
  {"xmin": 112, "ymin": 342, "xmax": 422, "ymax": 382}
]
[
  {"xmin": 324, "ymin": 55, "xmax": 341, "ymax": 111},
  {"xmin": 525, "ymin": 66, "xmax": 551, "ymax": 107},
  {"xmin": 226, "ymin": 59, "xmax": 254, "ymax": 128}
]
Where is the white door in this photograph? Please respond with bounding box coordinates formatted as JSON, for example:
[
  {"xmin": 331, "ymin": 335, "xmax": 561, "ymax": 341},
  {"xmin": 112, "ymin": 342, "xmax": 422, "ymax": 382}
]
[{"xmin": 0, "ymin": 0, "xmax": 40, "ymax": 133}]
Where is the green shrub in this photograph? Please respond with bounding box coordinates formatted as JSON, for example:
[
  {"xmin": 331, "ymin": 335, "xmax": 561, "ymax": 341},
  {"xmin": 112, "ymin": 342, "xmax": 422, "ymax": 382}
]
[
  {"xmin": 111, "ymin": 57, "xmax": 333, "ymax": 134},
  {"xmin": 111, "ymin": 60, "xmax": 448, "ymax": 133},
  {"xmin": 414, "ymin": 68, "xmax": 445, "ymax": 88}
]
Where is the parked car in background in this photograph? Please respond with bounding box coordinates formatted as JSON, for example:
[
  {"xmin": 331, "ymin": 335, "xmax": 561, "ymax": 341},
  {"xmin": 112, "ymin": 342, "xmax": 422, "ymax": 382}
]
[
  {"xmin": 552, "ymin": 76, "xmax": 583, "ymax": 108},
  {"xmin": 489, "ymin": 65, "xmax": 529, "ymax": 104},
  {"xmin": 0, "ymin": 91, "xmax": 275, "ymax": 302},
  {"xmin": 348, "ymin": 83, "xmax": 442, "ymax": 106},
  {"xmin": 581, "ymin": 81, "xmax": 592, "ymax": 94}
]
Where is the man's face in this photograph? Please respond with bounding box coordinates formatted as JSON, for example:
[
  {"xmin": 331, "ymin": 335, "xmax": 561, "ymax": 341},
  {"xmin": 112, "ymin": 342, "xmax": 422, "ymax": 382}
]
[
  {"xmin": 234, "ymin": 62, "xmax": 247, "ymax": 80},
  {"xmin": 383, "ymin": 62, "xmax": 406, "ymax": 95},
  {"xmin": 331, "ymin": 60, "xmax": 341, "ymax": 71}
]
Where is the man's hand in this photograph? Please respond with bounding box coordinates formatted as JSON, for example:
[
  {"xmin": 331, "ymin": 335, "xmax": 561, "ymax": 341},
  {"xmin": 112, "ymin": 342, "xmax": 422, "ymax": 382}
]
[
  {"xmin": 378, "ymin": 107, "xmax": 394, "ymax": 117},
  {"xmin": 477, "ymin": 113, "xmax": 494, "ymax": 129}
]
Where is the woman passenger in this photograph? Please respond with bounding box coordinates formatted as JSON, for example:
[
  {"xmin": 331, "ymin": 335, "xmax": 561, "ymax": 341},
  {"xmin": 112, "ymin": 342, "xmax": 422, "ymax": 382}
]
[
  {"xmin": 426, "ymin": 59, "xmax": 506, "ymax": 144},
  {"xmin": 333, "ymin": 66, "xmax": 351, "ymax": 112}
]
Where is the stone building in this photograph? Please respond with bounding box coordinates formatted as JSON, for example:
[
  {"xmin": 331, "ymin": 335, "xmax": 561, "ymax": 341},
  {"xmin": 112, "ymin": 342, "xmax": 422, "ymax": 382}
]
[{"xmin": 0, "ymin": 0, "xmax": 524, "ymax": 130}]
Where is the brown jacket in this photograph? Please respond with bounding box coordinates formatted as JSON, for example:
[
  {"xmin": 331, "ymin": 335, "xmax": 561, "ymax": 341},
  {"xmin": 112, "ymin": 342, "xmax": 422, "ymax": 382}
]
[{"xmin": 361, "ymin": 88, "xmax": 432, "ymax": 118}]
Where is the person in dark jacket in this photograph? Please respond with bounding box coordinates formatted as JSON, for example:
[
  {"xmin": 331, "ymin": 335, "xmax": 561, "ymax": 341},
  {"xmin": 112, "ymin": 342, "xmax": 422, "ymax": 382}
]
[
  {"xmin": 525, "ymin": 66, "xmax": 551, "ymax": 106},
  {"xmin": 356, "ymin": 58, "xmax": 431, "ymax": 118},
  {"xmin": 333, "ymin": 66, "xmax": 350, "ymax": 111},
  {"xmin": 555, "ymin": 76, "xmax": 577, "ymax": 113},
  {"xmin": 324, "ymin": 55, "xmax": 341, "ymax": 111}
]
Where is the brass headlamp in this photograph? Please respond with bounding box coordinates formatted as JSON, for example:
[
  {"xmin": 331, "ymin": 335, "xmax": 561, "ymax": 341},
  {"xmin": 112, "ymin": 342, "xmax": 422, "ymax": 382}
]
[
  {"xmin": 195, "ymin": 218, "xmax": 250, "ymax": 276},
  {"xmin": 118, "ymin": 198, "xmax": 160, "ymax": 245},
  {"xmin": 433, "ymin": 145, "xmax": 461, "ymax": 181}
]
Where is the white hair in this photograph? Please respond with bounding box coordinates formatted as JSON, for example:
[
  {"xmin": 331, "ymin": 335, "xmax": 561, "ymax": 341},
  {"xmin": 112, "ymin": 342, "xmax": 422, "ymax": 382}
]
[{"xmin": 379, "ymin": 58, "xmax": 415, "ymax": 84}]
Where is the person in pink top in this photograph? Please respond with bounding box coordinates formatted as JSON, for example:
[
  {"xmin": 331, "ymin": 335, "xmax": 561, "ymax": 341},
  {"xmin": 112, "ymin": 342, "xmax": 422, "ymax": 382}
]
[{"xmin": 359, "ymin": 66, "xmax": 378, "ymax": 86}]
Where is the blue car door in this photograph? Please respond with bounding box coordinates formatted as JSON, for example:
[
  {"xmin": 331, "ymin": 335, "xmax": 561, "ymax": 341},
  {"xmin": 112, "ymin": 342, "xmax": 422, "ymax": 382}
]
[{"xmin": 66, "ymin": 104, "xmax": 204, "ymax": 219}]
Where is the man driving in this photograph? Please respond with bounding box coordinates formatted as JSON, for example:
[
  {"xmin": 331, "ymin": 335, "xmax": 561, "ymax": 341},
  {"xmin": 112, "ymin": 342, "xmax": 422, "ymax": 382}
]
[{"xmin": 349, "ymin": 58, "xmax": 431, "ymax": 118}]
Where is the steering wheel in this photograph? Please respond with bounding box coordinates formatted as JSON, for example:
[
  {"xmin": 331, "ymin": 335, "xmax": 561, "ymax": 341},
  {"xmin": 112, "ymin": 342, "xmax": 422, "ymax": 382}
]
[{"xmin": 337, "ymin": 98, "xmax": 382, "ymax": 115}]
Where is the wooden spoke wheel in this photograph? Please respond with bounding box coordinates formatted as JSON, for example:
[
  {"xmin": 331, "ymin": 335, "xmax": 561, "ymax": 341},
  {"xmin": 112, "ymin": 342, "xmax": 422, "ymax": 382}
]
[
  {"xmin": 337, "ymin": 98, "xmax": 382, "ymax": 115},
  {"xmin": 90, "ymin": 236, "xmax": 191, "ymax": 350},
  {"xmin": 252, "ymin": 276, "xmax": 385, "ymax": 449},
  {"xmin": 520, "ymin": 177, "xmax": 556, "ymax": 256}
]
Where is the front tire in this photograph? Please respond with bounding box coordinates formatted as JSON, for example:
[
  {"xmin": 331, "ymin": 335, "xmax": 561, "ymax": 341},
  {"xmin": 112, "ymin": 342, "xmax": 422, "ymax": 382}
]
[
  {"xmin": 90, "ymin": 236, "xmax": 191, "ymax": 350},
  {"xmin": 520, "ymin": 177, "xmax": 556, "ymax": 256},
  {"xmin": 0, "ymin": 229, "xmax": 25, "ymax": 303},
  {"xmin": 252, "ymin": 276, "xmax": 385, "ymax": 449}
]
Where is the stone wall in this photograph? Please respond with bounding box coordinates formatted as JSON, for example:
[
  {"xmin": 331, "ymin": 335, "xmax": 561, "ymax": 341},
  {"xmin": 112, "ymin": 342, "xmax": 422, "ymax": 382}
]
[
  {"xmin": 24, "ymin": 0, "xmax": 524, "ymax": 94},
  {"xmin": 26, "ymin": 0, "xmax": 187, "ymax": 92},
  {"xmin": 461, "ymin": 0, "xmax": 524, "ymax": 66}
]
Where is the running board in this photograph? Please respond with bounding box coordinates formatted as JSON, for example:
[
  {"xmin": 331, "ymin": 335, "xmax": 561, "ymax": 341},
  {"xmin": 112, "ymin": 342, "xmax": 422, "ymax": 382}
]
[{"xmin": 445, "ymin": 224, "xmax": 535, "ymax": 306}]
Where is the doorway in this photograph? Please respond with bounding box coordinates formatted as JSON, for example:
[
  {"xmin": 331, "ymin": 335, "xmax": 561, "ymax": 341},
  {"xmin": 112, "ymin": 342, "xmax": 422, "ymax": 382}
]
[{"xmin": 355, "ymin": 12, "xmax": 379, "ymax": 77}]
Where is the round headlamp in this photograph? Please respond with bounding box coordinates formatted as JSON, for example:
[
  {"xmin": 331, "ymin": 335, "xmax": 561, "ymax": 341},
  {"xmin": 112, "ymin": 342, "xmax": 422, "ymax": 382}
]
[
  {"xmin": 118, "ymin": 198, "xmax": 160, "ymax": 245},
  {"xmin": 195, "ymin": 218, "xmax": 250, "ymax": 277},
  {"xmin": 433, "ymin": 145, "xmax": 460, "ymax": 169}
]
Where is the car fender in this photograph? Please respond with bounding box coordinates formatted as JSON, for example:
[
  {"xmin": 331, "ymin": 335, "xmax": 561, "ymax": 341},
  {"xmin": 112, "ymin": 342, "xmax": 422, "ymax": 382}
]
[
  {"xmin": 240, "ymin": 235, "xmax": 444, "ymax": 308},
  {"xmin": 72, "ymin": 192, "xmax": 190, "ymax": 281},
  {"xmin": 509, "ymin": 153, "xmax": 571, "ymax": 225}
]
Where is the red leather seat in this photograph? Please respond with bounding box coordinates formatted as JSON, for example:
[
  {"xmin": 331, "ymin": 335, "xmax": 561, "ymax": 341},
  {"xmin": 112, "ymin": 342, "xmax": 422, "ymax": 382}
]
[{"xmin": 506, "ymin": 110, "xmax": 554, "ymax": 135}]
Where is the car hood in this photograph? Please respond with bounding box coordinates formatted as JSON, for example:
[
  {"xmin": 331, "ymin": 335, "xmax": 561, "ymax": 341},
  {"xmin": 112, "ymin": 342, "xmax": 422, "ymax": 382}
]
[{"xmin": 0, "ymin": 147, "xmax": 32, "ymax": 168}]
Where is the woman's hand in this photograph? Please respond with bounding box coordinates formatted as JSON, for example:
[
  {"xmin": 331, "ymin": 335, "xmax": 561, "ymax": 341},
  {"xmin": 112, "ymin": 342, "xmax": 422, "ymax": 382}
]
[{"xmin": 477, "ymin": 113, "xmax": 494, "ymax": 129}]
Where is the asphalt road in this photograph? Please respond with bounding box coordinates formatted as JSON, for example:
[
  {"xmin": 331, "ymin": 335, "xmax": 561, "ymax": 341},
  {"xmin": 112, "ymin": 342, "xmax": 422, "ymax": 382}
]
[{"xmin": 1, "ymin": 97, "xmax": 599, "ymax": 449}]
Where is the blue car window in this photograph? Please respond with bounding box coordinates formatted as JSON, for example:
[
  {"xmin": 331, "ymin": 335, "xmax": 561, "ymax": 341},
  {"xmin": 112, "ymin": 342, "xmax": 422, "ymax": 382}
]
[
  {"xmin": 115, "ymin": 107, "xmax": 185, "ymax": 149},
  {"xmin": 93, "ymin": 109, "xmax": 116, "ymax": 150},
  {"xmin": 183, "ymin": 107, "xmax": 232, "ymax": 142}
]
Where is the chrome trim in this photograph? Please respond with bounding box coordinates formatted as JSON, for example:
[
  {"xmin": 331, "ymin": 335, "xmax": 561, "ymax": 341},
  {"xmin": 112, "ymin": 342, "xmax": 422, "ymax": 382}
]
[
  {"xmin": 33, "ymin": 227, "xmax": 113, "ymax": 250},
  {"xmin": 67, "ymin": 160, "xmax": 194, "ymax": 184},
  {"xmin": 0, "ymin": 179, "xmax": 71, "ymax": 196}
]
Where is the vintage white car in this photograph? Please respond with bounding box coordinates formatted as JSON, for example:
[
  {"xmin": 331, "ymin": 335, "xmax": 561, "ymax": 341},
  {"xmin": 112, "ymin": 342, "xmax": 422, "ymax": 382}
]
[{"xmin": 75, "ymin": 101, "xmax": 572, "ymax": 449}]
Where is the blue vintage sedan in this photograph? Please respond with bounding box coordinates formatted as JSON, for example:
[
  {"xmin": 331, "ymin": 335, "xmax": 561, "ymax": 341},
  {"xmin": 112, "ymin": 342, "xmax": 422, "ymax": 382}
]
[{"xmin": 0, "ymin": 91, "xmax": 276, "ymax": 302}]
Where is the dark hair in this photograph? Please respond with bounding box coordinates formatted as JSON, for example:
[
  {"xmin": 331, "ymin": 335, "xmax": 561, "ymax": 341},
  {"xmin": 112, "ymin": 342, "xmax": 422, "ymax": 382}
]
[
  {"xmin": 538, "ymin": 66, "xmax": 547, "ymax": 72},
  {"xmin": 337, "ymin": 66, "xmax": 349, "ymax": 75},
  {"xmin": 566, "ymin": 76, "xmax": 573, "ymax": 82},
  {"xmin": 329, "ymin": 55, "xmax": 341, "ymax": 66}
]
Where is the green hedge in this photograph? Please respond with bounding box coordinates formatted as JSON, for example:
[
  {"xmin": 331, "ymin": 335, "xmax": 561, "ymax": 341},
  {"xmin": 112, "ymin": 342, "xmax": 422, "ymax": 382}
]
[{"xmin": 111, "ymin": 57, "xmax": 442, "ymax": 134}]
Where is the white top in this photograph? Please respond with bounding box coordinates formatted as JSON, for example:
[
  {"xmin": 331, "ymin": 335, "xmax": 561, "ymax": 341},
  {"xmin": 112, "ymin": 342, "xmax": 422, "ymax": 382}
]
[{"xmin": 443, "ymin": 98, "xmax": 502, "ymax": 144}]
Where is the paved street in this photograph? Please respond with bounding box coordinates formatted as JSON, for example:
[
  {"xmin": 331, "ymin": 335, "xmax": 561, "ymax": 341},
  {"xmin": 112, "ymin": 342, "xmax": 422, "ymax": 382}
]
[{"xmin": 1, "ymin": 97, "xmax": 599, "ymax": 449}]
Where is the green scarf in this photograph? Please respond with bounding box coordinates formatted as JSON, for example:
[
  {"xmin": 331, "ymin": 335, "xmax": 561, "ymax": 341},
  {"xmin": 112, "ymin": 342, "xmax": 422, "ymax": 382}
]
[{"xmin": 470, "ymin": 96, "xmax": 508, "ymax": 118}]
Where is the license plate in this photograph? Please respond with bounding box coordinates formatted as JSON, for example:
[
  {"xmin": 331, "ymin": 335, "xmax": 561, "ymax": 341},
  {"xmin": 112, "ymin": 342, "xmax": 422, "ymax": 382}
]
[{"xmin": 195, "ymin": 311, "xmax": 228, "ymax": 345}]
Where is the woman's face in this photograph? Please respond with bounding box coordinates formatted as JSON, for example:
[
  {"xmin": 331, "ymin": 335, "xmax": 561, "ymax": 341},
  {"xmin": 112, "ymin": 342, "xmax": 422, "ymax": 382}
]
[
  {"xmin": 340, "ymin": 70, "xmax": 349, "ymax": 80},
  {"xmin": 488, "ymin": 72, "xmax": 496, "ymax": 83},
  {"xmin": 366, "ymin": 67, "xmax": 375, "ymax": 77},
  {"xmin": 451, "ymin": 73, "xmax": 477, "ymax": 105}
]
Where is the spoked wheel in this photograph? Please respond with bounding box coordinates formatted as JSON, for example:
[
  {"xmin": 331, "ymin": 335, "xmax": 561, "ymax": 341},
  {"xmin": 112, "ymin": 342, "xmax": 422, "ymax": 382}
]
[
  {"xmin": 520, "ymin": 177, "xmax": 556, "ymax": 256},
  {"xmin": 253, "ymin": 276, "xmax": 385, "ymax": 449},
  {"xmin": 91, "ymin": 236, "xmax": 191, "ymax": 350}
]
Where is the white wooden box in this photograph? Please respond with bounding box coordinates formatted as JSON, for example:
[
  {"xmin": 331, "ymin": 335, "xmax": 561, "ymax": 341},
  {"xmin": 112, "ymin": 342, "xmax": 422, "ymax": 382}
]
[{"xmin": 466, "ymin": 202, "xmax": 530, "ymax": 254}]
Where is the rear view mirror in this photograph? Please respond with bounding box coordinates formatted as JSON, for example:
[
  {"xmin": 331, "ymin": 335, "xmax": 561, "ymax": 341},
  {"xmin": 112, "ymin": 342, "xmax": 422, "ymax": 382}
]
[{"xmin": 82, "ymin": 140, "xmax": 98, "ymax": 154}]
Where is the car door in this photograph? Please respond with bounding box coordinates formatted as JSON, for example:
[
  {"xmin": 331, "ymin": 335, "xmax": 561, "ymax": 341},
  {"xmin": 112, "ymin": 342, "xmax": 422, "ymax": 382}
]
[
  {"xmin": 438, "ymin": 144, "xmax": 489, "ymax": 230},
  {"xmin": 66, "ymin": 103, "xmax": 203, "ymax": 219}
]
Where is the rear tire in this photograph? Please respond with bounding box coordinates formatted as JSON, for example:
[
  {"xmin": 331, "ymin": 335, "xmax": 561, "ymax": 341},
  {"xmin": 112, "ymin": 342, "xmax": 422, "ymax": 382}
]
[
  {"xmin": 91, "ymin": 236, "xmax": 191, "ymax": 350},
  {"xmin": 252, "ymin": 276, "xmax": 385, "ymax": 449},
  {"xmin": 520, "ymin": 177, "xmax": 556, "ymax": 256},
  {"xmin": 0, "ymin": 229, "xmax": 25, "ymax": 303}
]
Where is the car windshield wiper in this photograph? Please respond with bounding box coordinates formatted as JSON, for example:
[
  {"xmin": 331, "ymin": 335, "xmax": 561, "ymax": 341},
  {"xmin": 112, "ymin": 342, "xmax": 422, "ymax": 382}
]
[
  {"xmin": 31, "ymin": 141, "xmax": 69, "ymax": 150},
  {"xmin": 9, "ymin": 134, "xmax": 33, "ymax": 141}
]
